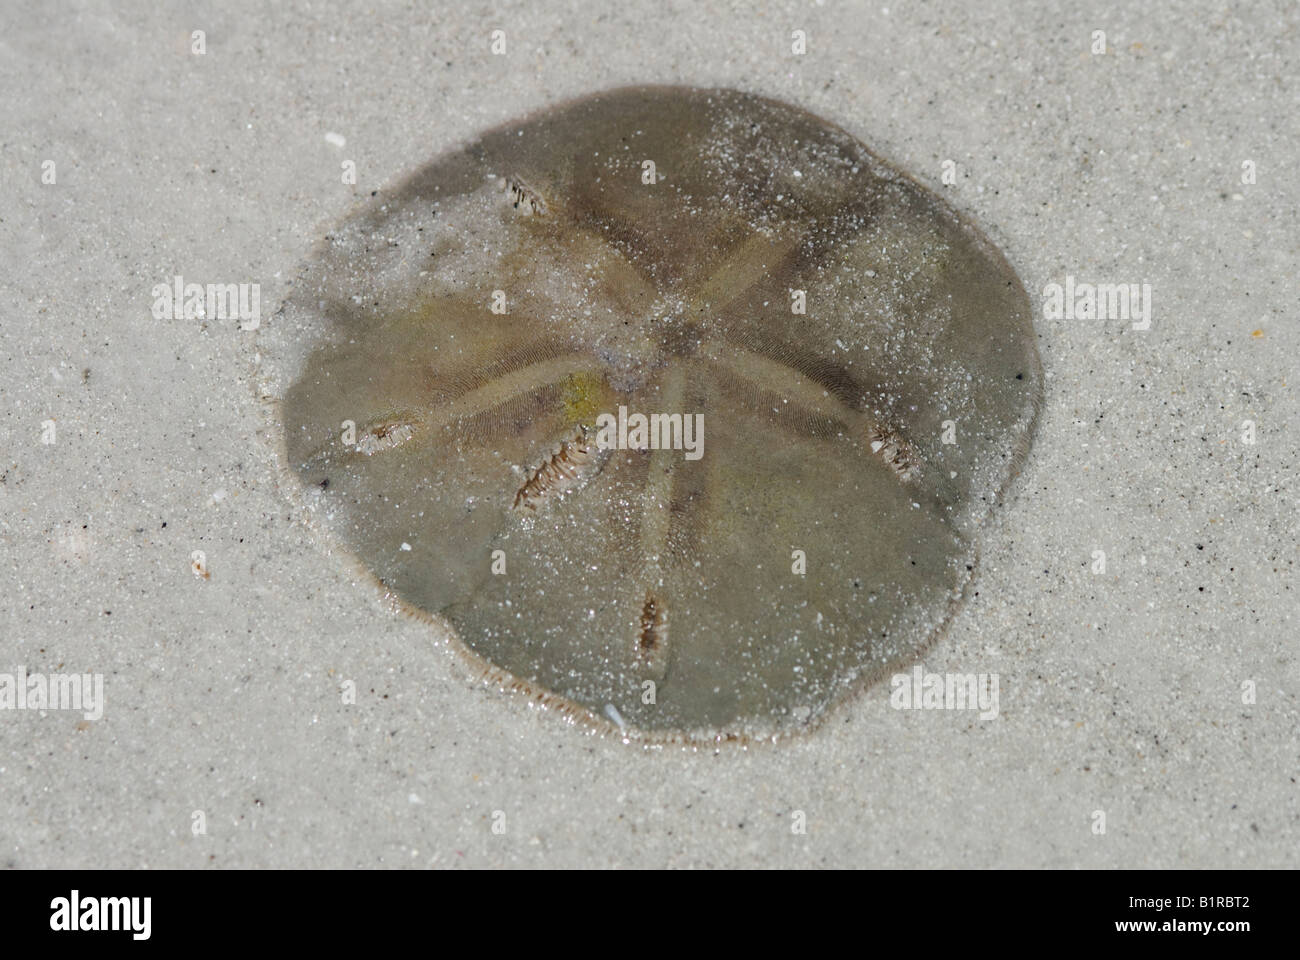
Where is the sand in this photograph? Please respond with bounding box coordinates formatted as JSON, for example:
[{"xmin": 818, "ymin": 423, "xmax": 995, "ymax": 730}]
[{"xmin": 0, "ymin": 0, "xmax": 1295, "ymax": 868}]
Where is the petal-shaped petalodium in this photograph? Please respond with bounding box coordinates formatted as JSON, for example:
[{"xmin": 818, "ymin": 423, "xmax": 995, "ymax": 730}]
[{"xmin": 260, "ymin": 86, "xmax": 1041, "ymax": 742}]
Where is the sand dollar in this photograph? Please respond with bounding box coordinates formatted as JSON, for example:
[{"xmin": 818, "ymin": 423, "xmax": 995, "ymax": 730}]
[{"xmin": 258, "ymin": 86, "xmax": 1042, "ymax": 742}]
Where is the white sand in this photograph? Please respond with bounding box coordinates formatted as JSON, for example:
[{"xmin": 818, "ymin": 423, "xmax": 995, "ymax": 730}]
[{"xmin": 0, "ymin": 0, "xmax": 1295, "ymax": 867}]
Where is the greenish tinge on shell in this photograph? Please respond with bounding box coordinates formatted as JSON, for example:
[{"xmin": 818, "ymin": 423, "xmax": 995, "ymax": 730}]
[{"xmin": 261, "ymin": 86, "xmax": 1042, "ymax": 742}]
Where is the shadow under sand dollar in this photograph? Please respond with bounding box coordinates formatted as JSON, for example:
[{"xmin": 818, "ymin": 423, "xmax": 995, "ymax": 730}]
[{"xmin": 255, "ymin": 85, "xmax": 1042, "ymax": 743}]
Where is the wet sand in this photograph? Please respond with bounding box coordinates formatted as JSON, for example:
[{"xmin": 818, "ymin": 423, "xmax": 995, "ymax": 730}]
[{"xmin": 1, "ymin": 0, "xmax": 1295, "ymax": 867}]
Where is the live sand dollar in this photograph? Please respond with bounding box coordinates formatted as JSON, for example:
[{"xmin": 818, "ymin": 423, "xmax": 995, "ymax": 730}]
[{"xmin": 257, "ymin": 86, "xmax": 1042, "ymax": 743}]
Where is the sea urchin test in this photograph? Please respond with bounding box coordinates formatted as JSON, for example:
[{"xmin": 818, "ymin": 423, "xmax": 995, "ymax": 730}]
[{"xmin": 259, "ymin": 86, "xmax": 1042, "ymax": 742}]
